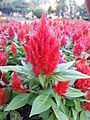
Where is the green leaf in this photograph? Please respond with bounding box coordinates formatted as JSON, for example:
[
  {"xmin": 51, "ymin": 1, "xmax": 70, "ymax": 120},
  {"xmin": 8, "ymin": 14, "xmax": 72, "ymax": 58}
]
[
  {"xmin": 30, "ymin": 95, "xmax": 52, "ymax": 117},
  {"xmin": 52, "ymin": 103, "xmax": 68, "ymax": 120},
  {"xmin": 5, "ymin": 94, "xmax": 30, "ymax": 111},
  {"xmin": 19, "ymin": 46, "xmax": 25, "ymax": 53},
  {"xmin": 80, "ymin": 111, "xmax": 85, "ymax": 120},
  {"xmin": 85, "ymin": 111, "xmax": 90, "ymax": 120},
  {"xmin": 65, "ymin": 87, "xmax": 85, "ymax": 98},
  {"xmin": 40, "ymin": 89, "xmax": 54, "ymax": 96},
  {"xmin": 72, "ymin": 108, "xmax": 78, "ymax": 120},
  {"xmin": 54, "ymin": 94, "xmax": 61, "ymax": 107},
  {"xmin": 0, "ymin": 66, "xmax": 28, "ymax": 75},
  {"xmin": 5, "ymin": 72, "xmax": 10, "ymax": 80},
  {"xmin": 51, "ymin": 70, "xmax": 90, "ymax": 81},
  {"xmin": 27, "ymin": 94, "xmax": 37, "ymax": 105},
  {"xmin": 49, "ymin": 114, "xmax": 57, "ymax": 120},
  {"xmin": 74, "ymin": 100, "xmax": 82, "ymax": 112},
  {"xmin": 39, "ymin": 74, "xmax": 44, "ymax": 87},
  {"xmin": 39, "ymin": 110, "xmax": 50, "ymax": 120},
  {"xmin": 0, "ymin": 112, "xmax": 8, "ymax": 120},
  {"xmin": 66, "ymin": 100, "xmax": 75, "ymax": 107},
  {"xmin": 55, "ymin": 61, "xmax": 75, "ymax": 72}
]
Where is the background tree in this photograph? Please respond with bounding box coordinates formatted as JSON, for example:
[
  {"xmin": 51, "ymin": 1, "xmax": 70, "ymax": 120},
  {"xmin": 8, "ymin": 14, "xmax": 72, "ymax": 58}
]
[{"xmin": 56, "ymin": 0, "xmax": 67, "ymax": 17}]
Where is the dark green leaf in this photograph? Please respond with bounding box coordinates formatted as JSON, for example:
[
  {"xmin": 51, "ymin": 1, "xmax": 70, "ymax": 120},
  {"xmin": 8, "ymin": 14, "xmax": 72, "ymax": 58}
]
[
  {"xmin": 5, "ymin": 94, "xmax": 30, "ymax": 111},
  {"xmin": 39, "ymin": 74, "xmax": 44, "ymax": 87},
  {"xmin": 66, "ymin": 100, "xmax": 75, "ymax": 107},
  {"xmin": 74, "ymin": 100, "xmax": 82, "ymax": 112},
  {"xmin": 0, "ymin": 112, "xmax": 8, "ymax": 120}
]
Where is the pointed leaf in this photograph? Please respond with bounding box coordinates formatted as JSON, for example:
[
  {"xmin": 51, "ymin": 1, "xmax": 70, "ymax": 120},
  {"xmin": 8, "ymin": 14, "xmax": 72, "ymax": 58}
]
[
  {"xmin": 51, "ymin": 70, "xmax": 90, "ymax": 81},
  {"xmin": 55, "ymin": 61, "xmax": 75, "ymax": 72},
  {"xmin": 52, "ymin": 103, "xmax": 68, "ymax": 120},
  {"xmin": 5, "ymin": 94, "xmax": 30, "ymax": 111},
  {"xmin": 0, "ymin": 112, "xmax": 8, "ymax": 120},
  {"xmin": 65, "ymin": 87, "xmax": 85, "ymax": 98},
  {"xmin": 39, "ymin": 74, "xmax": 44, "ymax": 87},
  {"xmin": 30, "ymin": 95, "xmax": 52, "ymax": 117}
]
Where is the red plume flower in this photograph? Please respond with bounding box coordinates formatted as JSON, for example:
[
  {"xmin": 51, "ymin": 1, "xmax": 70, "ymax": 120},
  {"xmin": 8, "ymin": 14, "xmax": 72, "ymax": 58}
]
[
  {"xmin": 11, "ymin": 40, "xmax": 17, "ymax": 57},
  {"xmin": 0, "ymin": 88, "xmax": 7, "ymax": 106},
  {"xmin": 53, "ymin": 81, "xmax": 70, "ymax": 96},
  {"xmin": 8, "ymin": 26, "xmax": 15, "ymax": 39},
  {"xmin": 84, "ymin": 102, "xmax": 90, "ymax": 112},
  {"xmin": 17, "ymin": 29, "xmax": 25, "ymax": 41},
  {"xmin": 0, "ymin": 51, "xmax": 8, "ymax": 87},
  {"xmin": 23, "ymin": 11, "xmax": 60, "ymax": 77},
  {"xmin": 1, "ymin": 33, "xmax": 7, "ymax": 47},
  {"xmin": 73, "ymin": 38, "xmax": 86, "ymax": 56},
  {"xmin": 11, "ymin": 72, "xmax": 27, "ymax": 93},
  {"xmin": 74, "ymin": 56, "xmax": 90, "ymax": 92},
  {"xmin": 0, "ymin": 51, "xmax": 8, "ymax": 66},
  {"xmin": 82, "ymin": 90, "xmax": 90, "ymax": 111},
  {"xmin": 0, "ymin": 71, "xmax": 8, "ymax": 88},
  {"xmin": 61, "ymin": 34, "xmax": 67, "ymax": 47}
]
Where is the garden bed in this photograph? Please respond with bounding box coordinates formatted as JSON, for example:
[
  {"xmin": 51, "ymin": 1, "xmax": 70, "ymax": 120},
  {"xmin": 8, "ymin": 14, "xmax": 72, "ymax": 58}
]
[{"xmin": 0, "ymin": 11, "xmax": 90, "ymax": 120}]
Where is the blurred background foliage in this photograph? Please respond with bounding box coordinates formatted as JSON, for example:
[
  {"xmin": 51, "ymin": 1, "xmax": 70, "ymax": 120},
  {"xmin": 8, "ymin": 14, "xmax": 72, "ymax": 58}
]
[{"xmin": 0, "ymin": 0, "xmax": 89, "ymax": 20}]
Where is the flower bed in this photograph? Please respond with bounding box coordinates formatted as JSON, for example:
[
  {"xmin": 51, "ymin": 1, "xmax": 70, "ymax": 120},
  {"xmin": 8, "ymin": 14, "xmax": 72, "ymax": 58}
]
[{"xmin": 0, "ymin": 11, "xmax": 90, "ymax": 120}]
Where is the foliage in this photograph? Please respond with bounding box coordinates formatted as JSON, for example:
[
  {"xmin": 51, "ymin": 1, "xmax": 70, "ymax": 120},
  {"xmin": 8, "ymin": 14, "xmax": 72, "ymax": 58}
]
[
  {"xmin": 0, "ymin": 11, "xmax": 90, "ymax": 120},
  {"xmin": 34, "ymin": 8, "xmax": 47, "ymax": 18}
]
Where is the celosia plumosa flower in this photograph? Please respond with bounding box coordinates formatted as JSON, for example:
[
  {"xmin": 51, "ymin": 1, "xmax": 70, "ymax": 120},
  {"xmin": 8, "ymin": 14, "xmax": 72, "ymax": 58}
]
[
  {"xmin": 0, "ymin": 51, "xmax": 8, "ymax": 66},
  {"xmin": 0, "ymin": 88, "xmax": 6, "ymax": 106},
  {"xmin": 1, "ymin": 33, "xmax": 7, "ymax": 47},
  {"xmin": 53, "ymin": 81, "xmax": 70, "ymax": 96},
  {"xmin": 82, "ymin": 90, "xmax": 90, "ymax": 111},
  {"xmin": 8, "ymin": 26, "xmax": 15, "ymax": 39},
  {"xmin": 0, "ymin": 71, "xmax": 8, "ymax": 88},
  {"xmin": 11, "ymin": 72, "xmax": 27, "ymax": 93},
  {"xmin": 11, "ymin": 41, "xmax": 17, "ymax": 57},
  {"xmin": 23, "ymin": 11, "xmax": 61, "ymax": 77},
  {"xmin": 61, "ymin": 34, "xmax": 67, "ymax": 47},
  {"xmin": 74, "ymin": 56, "xmax": 90, "ymax": 92}
]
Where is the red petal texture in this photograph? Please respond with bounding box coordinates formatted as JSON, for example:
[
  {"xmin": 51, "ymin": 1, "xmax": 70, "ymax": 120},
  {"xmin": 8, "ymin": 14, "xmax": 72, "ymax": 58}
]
[
  {"xmin": 84, "ymin": 90, "xmax": 90, "ymax": 111},
  {"xmin": 53, "ymin": 81, "xmax": 70, "ymax": 96},
  {"xmin": 8, "ymin": 26, "xmax": 15, "ymax": 39},
  {"xmin": 0, "ymin": 51, "xmax": 8, "ymax": 87},
  {"xmin": 0, "ymin": 88, "xmax": 7, "ymax": 106},
  {"xmin": 74, "ymin": 56, "xmax": 90, "ymax": 92},
  {"xmin": 11, "ymin": 72, "xmax": 22, "ymax": 92},
  {"xmin": 11, "ymin": 72, "xmax": 27, "ymax": 93},
  {"xmin": 61, "ymin": 34, "xmax": 67, "ymax": 47},
  {"xmin": 1, "ymin": 32, "xmax": 7, "ymax": 47},
  {"xmin": 84, "ymin": 102, "xmax": 90, "ymax": 111},
  {"xmin": 0, "ymin": 71, "xmax": 8, "ymax": 88},
  {"xmin": 23, "ymin": 11, "xmax": 60, "ymax": 77},
  {"xmin": 11, "ymin": 40, "xmax": 17, "ymax": 57},
  {"xmin": 0, "ymin": 51, "xmax": 8, "ymax": 66}
]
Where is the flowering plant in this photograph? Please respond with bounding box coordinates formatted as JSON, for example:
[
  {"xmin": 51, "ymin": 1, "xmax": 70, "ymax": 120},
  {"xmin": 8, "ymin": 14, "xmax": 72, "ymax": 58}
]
[{"xmin": 0, "ymin": 11, "xmax": 90, "ymax": 120}]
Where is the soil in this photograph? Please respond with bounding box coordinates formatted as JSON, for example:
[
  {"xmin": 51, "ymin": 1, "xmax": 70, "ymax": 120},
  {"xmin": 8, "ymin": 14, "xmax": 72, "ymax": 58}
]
[{"xmin": 5, "ymin": 104, "xmax": 42, "ymax": 120}]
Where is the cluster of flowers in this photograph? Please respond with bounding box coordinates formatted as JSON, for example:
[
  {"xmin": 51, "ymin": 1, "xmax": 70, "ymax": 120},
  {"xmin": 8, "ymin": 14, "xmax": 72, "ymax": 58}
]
[
  {"xmin": 74, "ymin": 55, "xmax": 90, "ymax": 111},
  {"xmin": 0, "ymin": 20, "xmax": 31, "ymax": 106},
  {"xmin": 0, "ymin": 11, "xmax": 90, "ymax": 114}
]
